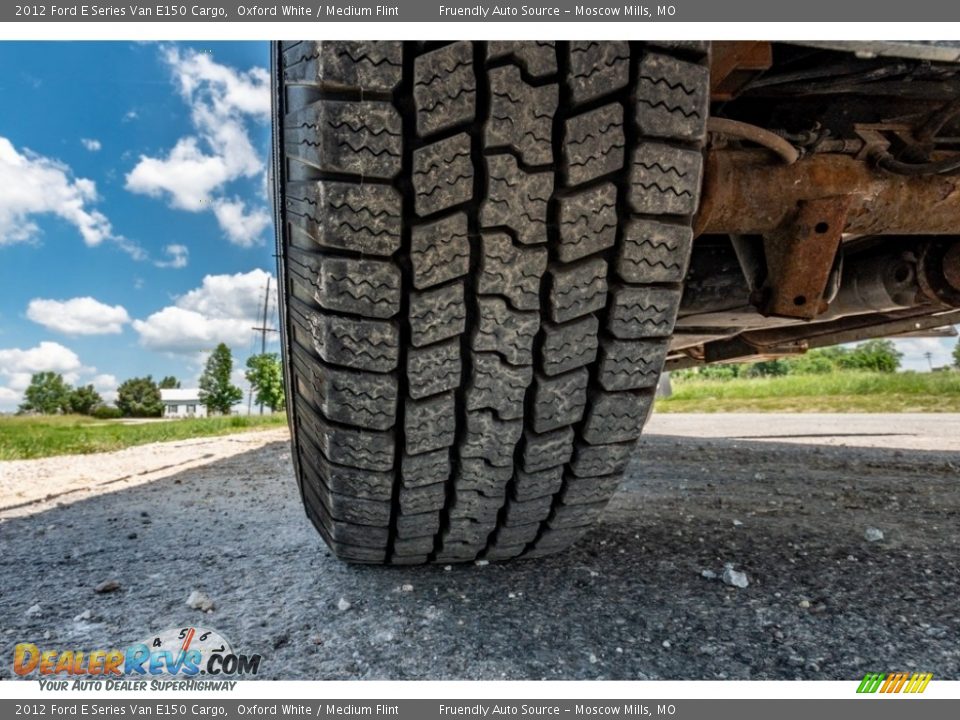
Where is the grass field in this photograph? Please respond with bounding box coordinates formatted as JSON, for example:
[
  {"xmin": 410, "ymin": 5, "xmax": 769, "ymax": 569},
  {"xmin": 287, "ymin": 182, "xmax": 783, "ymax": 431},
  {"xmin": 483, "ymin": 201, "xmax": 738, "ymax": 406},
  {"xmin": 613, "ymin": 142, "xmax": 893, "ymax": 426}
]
[
  {"xmin": 656, "ymin": 370, "xmax": 960, "ymax": 413},
  {"xmin": 0, "ymin": 413, "xmax": 288, "ymax": 461}
]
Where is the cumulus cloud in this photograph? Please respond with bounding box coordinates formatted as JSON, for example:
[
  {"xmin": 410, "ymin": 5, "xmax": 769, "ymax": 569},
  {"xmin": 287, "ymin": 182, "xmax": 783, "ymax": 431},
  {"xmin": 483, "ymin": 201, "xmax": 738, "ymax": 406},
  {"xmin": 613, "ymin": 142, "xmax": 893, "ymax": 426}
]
[
  {"xmin": 132, "ymin": 268, "xmax": 276, "ymax": 354},
  {"xmin": 81, "ymin": 138, "xmax": 102, "ymax": 152},
  {"xmin": 0, "ymin": 137, "xmax": 114, "ymax": 247},
  {"xmin": 0, "ymin": 341, "xmax": 90, "ymax": 409},
  {"xmin": 125, "ymin": 46, "xmax": 271, "ymax": 246},
  {"xmin": 91, "ymin": 373, "xmax": 119, "ymax": 403},
  {"xmin": 156, "ymin": 243, "xmax": 189, "ymax": 269},
  {"xmin": 27, "ymin": 297, "xmax": 131, "ymax": 336}
]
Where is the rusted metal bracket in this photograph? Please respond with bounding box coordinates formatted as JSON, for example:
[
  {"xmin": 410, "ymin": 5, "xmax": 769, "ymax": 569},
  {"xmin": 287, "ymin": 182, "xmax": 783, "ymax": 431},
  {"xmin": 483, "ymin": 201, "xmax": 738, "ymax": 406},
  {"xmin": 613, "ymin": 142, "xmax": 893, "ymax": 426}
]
[{"xmin": 758, "ymin": 196, "xmax": 852, "ymax": 320}]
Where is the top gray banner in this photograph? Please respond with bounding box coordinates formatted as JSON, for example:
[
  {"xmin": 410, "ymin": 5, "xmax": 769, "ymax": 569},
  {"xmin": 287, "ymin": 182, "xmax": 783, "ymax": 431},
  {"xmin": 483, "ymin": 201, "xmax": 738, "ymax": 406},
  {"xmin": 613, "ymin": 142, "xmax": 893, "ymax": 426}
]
[{"xmin": 7, "ymin": 0, "xmax": 960, "ymax": 22}]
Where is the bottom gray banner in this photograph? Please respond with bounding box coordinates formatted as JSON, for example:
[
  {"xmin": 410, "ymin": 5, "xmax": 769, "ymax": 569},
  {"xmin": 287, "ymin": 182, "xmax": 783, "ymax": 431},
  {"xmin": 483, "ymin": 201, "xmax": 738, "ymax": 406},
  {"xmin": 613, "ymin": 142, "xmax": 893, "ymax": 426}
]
[{"xmin": 3, "ymin": 700, "xmax": 957, "ymax": 720}]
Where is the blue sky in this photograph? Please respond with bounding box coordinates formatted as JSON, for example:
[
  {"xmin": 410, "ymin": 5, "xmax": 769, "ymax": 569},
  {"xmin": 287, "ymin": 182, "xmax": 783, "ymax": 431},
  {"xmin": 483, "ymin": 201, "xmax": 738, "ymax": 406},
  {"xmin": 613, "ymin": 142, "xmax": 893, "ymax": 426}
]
[
  {"xmin": 0, "ymin": 42, "xmax": 279, "ymax": 411},
  {"xmin": 0, "ymin": 41, "xmax": 956, "ymax": 412}
]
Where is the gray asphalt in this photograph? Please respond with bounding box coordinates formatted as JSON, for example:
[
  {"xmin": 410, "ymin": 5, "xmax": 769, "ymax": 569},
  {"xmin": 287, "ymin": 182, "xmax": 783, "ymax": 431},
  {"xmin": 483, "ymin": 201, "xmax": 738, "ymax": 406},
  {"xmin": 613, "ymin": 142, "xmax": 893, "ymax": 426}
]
[{"xmin": 1, "ymin": 415, "xmax": 958, "ymax": 680}]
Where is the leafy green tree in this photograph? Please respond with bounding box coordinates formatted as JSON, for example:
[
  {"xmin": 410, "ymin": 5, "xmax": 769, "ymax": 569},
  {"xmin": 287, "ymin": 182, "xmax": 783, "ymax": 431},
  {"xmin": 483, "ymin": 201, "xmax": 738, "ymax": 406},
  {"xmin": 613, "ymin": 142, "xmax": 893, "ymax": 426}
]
[
  {"xmin": 840, "ymin": 339, "xmax": 902, "ymax": 373},
  {"xmin": 18, "ymin": 372, "xmax": 71, "ymax": 414},
  {"xmin": 953, "ymin": 337, "xmax": 960, "ymax": 369},
  {"xmin": 245, "ymin": 353, "xmax": 285, "ymax": 413},
  {"xmin": 66, "ymin": 384, "xmax": 103, "ymax": 415},
  {"xmin": 199, "ymin": 344, "xmax": 244, "ymax": 415},
  {"xmin": 116, "ymin": 376, "xmax": 163, "ymax": 417},
  {"xmin": 158, "ymin": 376, "xmax": 181, "ymax": 389},
  {"xmin": 748, "ymin": 359, "xmax": 790, "ymax": 377}
]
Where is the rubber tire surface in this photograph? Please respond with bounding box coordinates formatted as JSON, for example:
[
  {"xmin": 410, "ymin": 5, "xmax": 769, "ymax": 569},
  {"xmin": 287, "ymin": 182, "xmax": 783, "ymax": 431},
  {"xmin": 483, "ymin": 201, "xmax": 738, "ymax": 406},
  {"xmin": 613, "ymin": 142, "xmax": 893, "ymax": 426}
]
[{"xmin": 275, "ymin": 41, "xmax": 709, "ymax": 564}]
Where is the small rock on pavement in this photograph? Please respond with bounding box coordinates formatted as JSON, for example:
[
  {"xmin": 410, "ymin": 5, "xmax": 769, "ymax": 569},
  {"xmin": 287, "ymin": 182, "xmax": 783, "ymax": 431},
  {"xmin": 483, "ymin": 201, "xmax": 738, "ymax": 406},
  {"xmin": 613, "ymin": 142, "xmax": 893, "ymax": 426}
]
[
  {"xmin": 337, "ymin": 597, "xmax": 352, "ymax": 612},
  {"xmin": 25, "ymin": 604, "xmax": 41, "ymax": 617},
  {"xmin": 474, "ymin": 559, "xmax": 489, "ymax": 567},
  {"xmin": 864, "ymin": 527, "xmax": 884, "ymax": 542},
  {"xmin": 74, "ymin": 609, "xmax": 93, "ymax": 622},
  {"xmin": 186, "ymin": 590, "xmax": 215, "ymax": 612},
  {"xmin": 700, "ymin": 569, "xmax": 717, "ymax": 580},
  {"xmin": 721, "ymin": 565, "xmax": 750, "ymax": 588},
  {"xmin": 94, "ymin": 580, "xmax": 121, "ymax": 594},
  {"xmin": 400, "ymin": 584, "xmax": 414, "ymax": 593}
]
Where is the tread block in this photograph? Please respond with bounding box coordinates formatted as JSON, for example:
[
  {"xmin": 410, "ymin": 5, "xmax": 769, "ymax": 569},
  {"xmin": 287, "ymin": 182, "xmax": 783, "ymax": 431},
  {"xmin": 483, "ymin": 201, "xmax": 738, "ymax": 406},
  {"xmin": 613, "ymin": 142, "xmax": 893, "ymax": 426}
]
[
  {"xmin": 569, "ymin": 441, "xmax": 635, "ymax": 478},
  {"xmin": 285, "ymin": 100, "xmax": 401, "ymax": 179},
  {"xmin": 618, "ymin": 218, "xmax": 693, "ymax": 284},
  {"xmin": 402, "ymin": 448, "xmax": 451, "ymax": 488},
  {"xmin": 294, "ymin": 305, "xmax": 399, "ymax": 373},
  {"xmin": 558, "ymin": 183, "xmax": 618, "ymax": 262},
  {"xmin": 525, "ymin": 526, "xmax": 589, "ymax": 556},
  {"xmin": 549, "ymin": 501, "xmax": 607, "ymax": 529},
  {"xmin": 395, "ymin": 510, "xmax": 441, "ymax": 539},
  {"xmin": 478, "ymin": 232, "xmax": 547, "ymax": 311},
  {"xmin": 296, "ymin": 403, "xmax": 394, "ymax": 472},
  {"xmin": 472, "ymin": 296, "xmax": 539, "ymax": 366},
  {"xmin": 283, "ymin": 41, "xmax": 402, "ymax": 92},
  {"xmin": 299, "ymin": 436, "xmax": 394, "ymax": 501},
  {"xmin": 405, "ymin": 392, "xmax": 456, "ymax": 455},
  {"xmin": 414, "ymin": 42, "xmax": 476, "ymax": 136},
  {"xmin": 392, "ymin": 536, "xmax": 435, "ymax": 557},
  {"xmin": 513, "ymin": 467, "xmax": 564, "ymax": 501},
  {"xmin": 582, "ymin": 390, "xmax": 654, "ymax": 444},
  {"xmin": 568, "ymin": 41, "xmax": 630, "ymax": 105},
  {"xmin": 504, "ymin": 496, "xmax": 553, "ymax": 526},
  {"xmin": 303, "ymin": 484, "xmax": 390, "ymax": 549},
  {"xmin": 407, "ymin": 338, "xmax": 461, "ymax": 399},
  {"xmin": 399, "ymin": 482, "xmax": 447, "ymax": 515},
  {"xmin": 629, "ymin": 142, "xmax": 702, "ymax": 216},
  {"xmin": 289, "ymin": 250, "xmax": 400, "ymax": 319},
  {"xmin": 549, "ymin": 258, "xmax": 608, "ymax": 323},
  {"xmin": 608, "ymin": 285, "xmax": 680, "ymax": 339},
  {"xmin": 521, "ymin": 427, "xmax": 574, "ymax": 473},
  {"xmin": 296, "ymin": 358, "xmax": 397, "ymax": 431},
  {"xmin": 450, "ymin": 489, "xmax": 503, "ymax": 522},
  {"xmin": 466, "ymin": 352, "xmax": 532, "ymax": 421},
  {"xmin": 486, "ymin": 65, "xmax": 558, "ymax": 166},
  {"xmin": 410, "ymin": 281, "xmax": 466, "ymax": 347},
  {"xmin": 561, "ymin": 475, "xmax": 622, "ymax": 506},
  {"xmin": 481, "ymin": 154, "xmax": 552, "ymax": 246},
  {"xmin": 488, "ymin": 41, "xmax": 557, "ymax": 77},
  {"xmin": 285, "ymin": 181, "xmax": 401, "ymax": 257},
  {"xmin": 411, "ymin": 213, "xmax": 470, "ymax": 289},
  {"xmin": 598, "ymin": 338, "xmax": 669, "ymax": 391},
  {"xmin": 413, "ymin": 133, "xmax": 474, "ymax": 216},
  {"xmin": 454, "ymin": 459, "xmax": 513, "ymax": 497},
  {"xmin": 636, "ymin": 53, "xmax": 710, "ymax": 142},
  {"xmin": 540, "ymin": 316, "xmax": 599, "ymax": 376},
  {"xmin": 564, "ymin": 104, "xmax": 625, "ymax": 185},
  {"xmin": 462, "ymin": 409, "xmax": 522, "ymax": 467},
  {"xmin": 495, "ymin": 523, "xmax": 541, "ymax": 545},
  {"xmin": 532, "ymin": 370, "xmax": 589, "ymax": 433},
  {"xmin": 442, "ymin": 520, "xmax": 490, "ymax": 547}
]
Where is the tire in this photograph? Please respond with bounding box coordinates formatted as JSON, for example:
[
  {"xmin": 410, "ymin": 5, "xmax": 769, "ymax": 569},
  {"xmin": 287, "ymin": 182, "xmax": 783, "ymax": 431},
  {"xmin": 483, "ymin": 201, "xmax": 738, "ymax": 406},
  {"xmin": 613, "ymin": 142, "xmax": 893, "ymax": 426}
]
[{"xmin": 272, "ymin": 41, "xmax": 709, "ymax": 564}]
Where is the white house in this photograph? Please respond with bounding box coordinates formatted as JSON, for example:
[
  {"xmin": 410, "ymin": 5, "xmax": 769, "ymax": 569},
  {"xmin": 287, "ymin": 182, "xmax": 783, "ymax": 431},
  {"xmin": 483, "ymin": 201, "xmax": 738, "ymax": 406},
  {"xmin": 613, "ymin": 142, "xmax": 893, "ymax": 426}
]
[{"xmin": 160, "ymin": 389, "xmax": 207, "ymax": 419}]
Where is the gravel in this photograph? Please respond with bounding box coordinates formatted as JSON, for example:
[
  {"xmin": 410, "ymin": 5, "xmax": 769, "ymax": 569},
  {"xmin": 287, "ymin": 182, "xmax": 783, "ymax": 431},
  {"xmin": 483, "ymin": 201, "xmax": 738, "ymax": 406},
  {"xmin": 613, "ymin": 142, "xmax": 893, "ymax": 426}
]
[{"xmin": 1, "ymin": 414, "xmax": 958, "ymax": 680}]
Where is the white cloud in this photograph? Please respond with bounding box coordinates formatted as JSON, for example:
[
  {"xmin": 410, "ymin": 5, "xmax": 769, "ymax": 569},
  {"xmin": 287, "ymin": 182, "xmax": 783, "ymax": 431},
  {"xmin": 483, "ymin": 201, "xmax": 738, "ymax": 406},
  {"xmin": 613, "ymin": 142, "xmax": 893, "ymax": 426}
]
[
  {"xmin": 211, "ymin": 198, "xmax": 271, "ymax": 247},
  {"xmin": 0, "ymin": 137, "xmax": 115, "ymax": 247},
  {"xmin": 81, "ymin": 138, "xmax": 102, "ymax": 152},
  {"xmin": 132, "ymin": 268, "xmax": 276, "ymax": 354},
  {"xmin": 123, "ymin": 109, "xmax": 139, "ymax": 122},
  {"xmin": 91, "ymin": 373, "xmax": 119, "ymax": 404},
  {"xmin": 156, "ymin": 243, "xmax": 189, "ymax": 269},
  {"xmin": 0, "ymin": 341, "xmax": 90, "ymax": 410},
  {"xmin": 26, "ymin": 297, "xmax": 131, "ymax": 336},
  {"xmin": 124, "ymin": 46, "xmax": 271, "ymax": 246}
]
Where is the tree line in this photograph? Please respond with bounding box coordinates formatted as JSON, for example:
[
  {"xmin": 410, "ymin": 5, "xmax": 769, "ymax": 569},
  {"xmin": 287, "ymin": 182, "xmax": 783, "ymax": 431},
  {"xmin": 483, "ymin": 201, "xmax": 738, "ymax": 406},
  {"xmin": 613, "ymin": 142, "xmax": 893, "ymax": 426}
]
[
  {"xmin": 677, "ymin": 338, "xmax": 960, "ymax": 381},
  {"xmin": 17, "ymin": 343, "xmax": 284, "ymax": 418}
]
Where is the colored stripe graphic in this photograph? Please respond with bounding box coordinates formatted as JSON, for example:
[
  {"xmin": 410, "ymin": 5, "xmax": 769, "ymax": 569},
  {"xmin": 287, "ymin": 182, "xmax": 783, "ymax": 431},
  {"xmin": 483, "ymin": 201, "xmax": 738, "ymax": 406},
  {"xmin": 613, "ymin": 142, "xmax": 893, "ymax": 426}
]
[{"xmin": 857, "ymin": 672, "xmax": 932, "ymax": 694}]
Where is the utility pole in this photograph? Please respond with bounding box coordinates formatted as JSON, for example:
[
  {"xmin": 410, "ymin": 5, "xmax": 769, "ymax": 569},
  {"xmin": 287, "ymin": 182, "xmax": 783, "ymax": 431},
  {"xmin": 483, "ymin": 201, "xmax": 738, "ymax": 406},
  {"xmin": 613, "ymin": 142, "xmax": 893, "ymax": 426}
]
[
  {"xmin": 251, "ymin": 277, "xmax": 279, "ymax": 414},
  {"xmin": 924, "ymin": 351, "xmax": 934, "ymax": 371}
]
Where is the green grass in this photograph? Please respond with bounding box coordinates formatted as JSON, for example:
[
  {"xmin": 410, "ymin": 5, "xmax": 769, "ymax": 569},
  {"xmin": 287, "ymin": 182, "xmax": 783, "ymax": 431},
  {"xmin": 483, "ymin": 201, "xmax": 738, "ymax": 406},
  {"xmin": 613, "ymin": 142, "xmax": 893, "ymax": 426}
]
[
  {"xmin": 656, "ymin": 370, "xmax": 960, "ymax": 413},
  {"xmin": 0, "ymin": 413, "xmax": 288, "ymax": 461}
]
